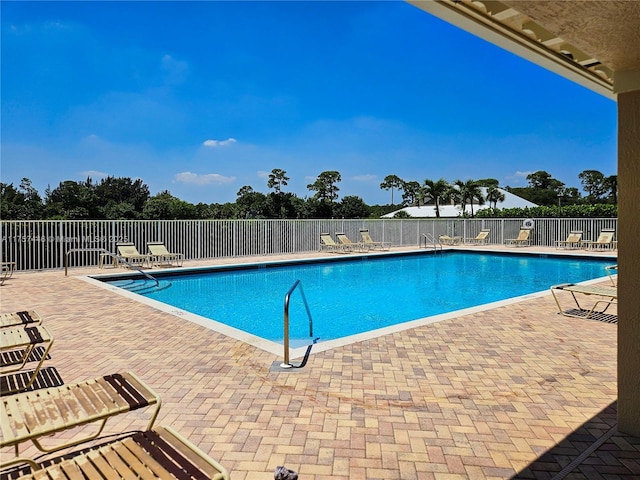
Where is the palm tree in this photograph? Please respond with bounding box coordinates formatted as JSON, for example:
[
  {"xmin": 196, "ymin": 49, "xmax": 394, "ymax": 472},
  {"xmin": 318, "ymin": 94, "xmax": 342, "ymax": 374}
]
[
  {"xmin": 422, "ymin": 178, "xmax": 451, "ymax": 218},
  {"xmin": 453, "ymin": 179, "xmax": 484, "ymax": 217},
  {"xmin": 485, "ymin": 186, "xmax": 505, "ymax": 209}
]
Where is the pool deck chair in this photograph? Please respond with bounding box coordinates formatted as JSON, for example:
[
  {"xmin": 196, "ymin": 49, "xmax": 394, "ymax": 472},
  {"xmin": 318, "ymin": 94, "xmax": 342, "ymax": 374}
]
[
  {"xmin": 359, "ymin": 229, "xmax": 391, "ymax": 250},
  {"xmin": 555, "ymin": 230, "xmax": 583, "ymax": 249},
  {"xmin": 320, "ymin": 233, "xmax": 347, "ymax": 253},
  {"xmin": 336, "ymin": 232, "xmax": 367, "ymax": 252},
  {"xmin": 10, "ymin": 426, "xmax": 230, "ymax": 480},
  {"xmin": 1, "ymin": 325, "xmax": 54, "ymax": 394},
  {"xmin": 1, "ymin": 261, "xmax": 16, "ymax": 285},
  {"xmin": 116, "ymin": 242, "xmax": 151, "ymax": 268},
  {"xmin": 147, "ymin": 241, "xmax": 184, "ymax": 267},
  {"xmin": 504, "ymin": 229, "xmax": 531, "ymax": 247},
  {"xmin": 606, "ymin": 264, "xmax": 618, "ymax": 286},
  {"xmin": 465, "ymin": 229, "xmax": 490, "ymax": 245},
  {"xmin": 439, "ymin": 235, "xmax": 462, "ymax": 246},
  {"xmin": 1, "ymin": 371, "xmax": 161, "ymax": 469},
  {"xmin": 1, "ymin": 310, "xmax": 42, "ymax": 329},
  {"xmin": 550, "ymin": 283, "xmax": 617, "ymax": 320},
  {"xmin": 581, "ymin": 228, "xmax": 616, "ymax": 250}
]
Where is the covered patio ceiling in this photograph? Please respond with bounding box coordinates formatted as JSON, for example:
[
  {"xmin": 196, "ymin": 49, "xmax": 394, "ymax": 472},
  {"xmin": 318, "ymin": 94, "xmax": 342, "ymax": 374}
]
[{"xmin": 408, "ymin": 0, "xmax": 640, "ymax": 99}]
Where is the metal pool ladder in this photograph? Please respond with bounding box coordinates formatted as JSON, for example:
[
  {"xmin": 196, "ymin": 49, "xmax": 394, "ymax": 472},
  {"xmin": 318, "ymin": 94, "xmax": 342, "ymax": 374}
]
[
  {"xmin": 421, "ymin": 233, "xmax": 443, "ymax": 252},
  {"xmin": 281, "ymin": 279, "xmax": 316, "ymax": 369}
]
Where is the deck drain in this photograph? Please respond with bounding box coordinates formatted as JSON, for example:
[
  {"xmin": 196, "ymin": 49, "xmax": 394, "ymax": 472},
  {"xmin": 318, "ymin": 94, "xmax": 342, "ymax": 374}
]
[{"xmin": 550, "ymin": 425, "xmax": 617, "ymax": 480}]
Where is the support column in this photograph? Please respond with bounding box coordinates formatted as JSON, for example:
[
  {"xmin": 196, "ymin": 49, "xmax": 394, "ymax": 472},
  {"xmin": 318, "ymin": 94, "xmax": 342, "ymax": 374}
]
[{"xmin": 617, "ymin": 88, "xmax": 640, "ymax": 435}]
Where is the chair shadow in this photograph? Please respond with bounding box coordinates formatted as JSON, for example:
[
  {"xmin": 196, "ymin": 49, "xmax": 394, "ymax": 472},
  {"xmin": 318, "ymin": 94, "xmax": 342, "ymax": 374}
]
[
  {"xmin": 0, "ymin": 366, "xmax": 64, "ymax": 395},
  {"xmin": 513, "ymin": 401, "xmax": 640, "ymax": 479}
]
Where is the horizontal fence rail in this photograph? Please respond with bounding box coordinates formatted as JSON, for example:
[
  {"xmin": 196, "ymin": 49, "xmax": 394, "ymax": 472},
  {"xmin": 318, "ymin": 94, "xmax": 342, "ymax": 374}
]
[{"xmin": 0, "ymin": 218, "xmax": 618, "ymax": 272}]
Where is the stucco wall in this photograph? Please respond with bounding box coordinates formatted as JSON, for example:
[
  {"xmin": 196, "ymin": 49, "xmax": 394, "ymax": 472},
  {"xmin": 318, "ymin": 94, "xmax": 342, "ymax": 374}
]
[{"xmin": 617, "ymin": 88, "xmax": 640, "ymax": 435}]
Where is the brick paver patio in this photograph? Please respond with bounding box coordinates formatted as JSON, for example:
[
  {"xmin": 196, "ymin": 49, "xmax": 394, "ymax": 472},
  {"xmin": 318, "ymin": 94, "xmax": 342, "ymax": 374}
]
[{"xmin": 1, "ymin": 247, "xmax": 638, "ymax": 479}]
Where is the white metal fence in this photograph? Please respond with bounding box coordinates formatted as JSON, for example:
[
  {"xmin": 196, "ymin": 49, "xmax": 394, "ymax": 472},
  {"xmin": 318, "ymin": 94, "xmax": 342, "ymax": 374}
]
[{"xmin": 1, "ymin": 218, "xmax": 618, "ymax": 272}]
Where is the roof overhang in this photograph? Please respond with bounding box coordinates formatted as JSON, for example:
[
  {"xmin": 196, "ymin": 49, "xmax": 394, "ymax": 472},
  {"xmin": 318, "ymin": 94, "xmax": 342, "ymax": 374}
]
[{"xmin": 408, "ymin": 0, "xmax": 640, "ymax": 100}]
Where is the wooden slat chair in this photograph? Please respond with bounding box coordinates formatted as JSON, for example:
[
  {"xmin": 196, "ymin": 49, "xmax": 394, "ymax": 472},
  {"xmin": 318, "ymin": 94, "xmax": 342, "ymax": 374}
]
[
  {"xmin": 12, "ymin": 426, "xmax": 230, "ymax": 479},
  {"xmin": 1, "ymin": 371, "xmax": 161, "ymax": 469},
  {"xmin": 1, "ymin": 325, "xmax": 54, "ymax": 394},
  {"xmin": 0, "ymin": 311, "xmax": 42, "ymax": 329}
]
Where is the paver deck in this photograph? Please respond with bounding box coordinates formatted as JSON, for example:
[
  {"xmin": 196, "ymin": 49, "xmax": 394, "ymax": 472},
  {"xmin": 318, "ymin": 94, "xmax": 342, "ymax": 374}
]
[{"xmin": 1, "ymin": 246, "xmax": 637, "ymax": 479}]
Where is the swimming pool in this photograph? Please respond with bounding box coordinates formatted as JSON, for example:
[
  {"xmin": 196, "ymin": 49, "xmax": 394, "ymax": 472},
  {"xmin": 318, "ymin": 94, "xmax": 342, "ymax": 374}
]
[{"xmin": 102, "ymin": 251, "xmax": 613, "ymax": 346}]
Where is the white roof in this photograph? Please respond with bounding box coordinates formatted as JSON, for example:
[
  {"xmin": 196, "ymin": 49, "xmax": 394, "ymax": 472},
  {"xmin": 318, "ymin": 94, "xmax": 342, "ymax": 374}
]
[{"xmin": 381, "ymin": 187, "xmax": 537, "ymax": 218}]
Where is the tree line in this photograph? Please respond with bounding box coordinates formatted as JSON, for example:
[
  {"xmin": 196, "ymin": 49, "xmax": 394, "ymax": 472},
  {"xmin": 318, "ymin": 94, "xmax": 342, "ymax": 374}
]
[{"xmin": 0, "ymin": 168, "xmax": 616, "ymax": 221}]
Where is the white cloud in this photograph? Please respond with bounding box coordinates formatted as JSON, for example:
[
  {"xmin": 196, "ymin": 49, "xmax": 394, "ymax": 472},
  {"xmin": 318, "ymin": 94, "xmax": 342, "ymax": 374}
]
[
  {"xmin": 80, "ymin": 170, "xmax": 109, "ymax": 179},
  {"xmin": 161, "ymin": 54, "xmax": 189, "ymax": 85},
  {"xmin": 514, "ymin": 171, "xmax": 532, "ymax": 178},
  {"xmin": 174, "ymin": 172, "xmax": 236, "ymax": 186},
  {"xmin": 353, "ymin": 174, "xmax": 377, "ymax": 182},
  {"xmin": 504, "ymin": 171, "xmax": 533, "ymax": 186},
  {"xmin": 257, "ymin": 170, "xmax": 269, "ymax": 178},
  {"xmin": 202, "ymin": 138, "xmax": 237, "ymax": 147}
]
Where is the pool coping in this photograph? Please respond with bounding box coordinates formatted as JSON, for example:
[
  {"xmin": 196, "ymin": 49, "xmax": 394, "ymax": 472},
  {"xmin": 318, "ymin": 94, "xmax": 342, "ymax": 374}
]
[{"xmin": 80, "ymin": 248, "xmax": 617, "ymax": 360}]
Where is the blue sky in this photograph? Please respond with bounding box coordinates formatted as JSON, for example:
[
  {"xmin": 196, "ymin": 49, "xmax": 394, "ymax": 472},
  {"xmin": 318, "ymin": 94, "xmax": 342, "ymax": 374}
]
[{"xmin": 1, "ymin": 1, "xmax": 617, "ymax": 205}]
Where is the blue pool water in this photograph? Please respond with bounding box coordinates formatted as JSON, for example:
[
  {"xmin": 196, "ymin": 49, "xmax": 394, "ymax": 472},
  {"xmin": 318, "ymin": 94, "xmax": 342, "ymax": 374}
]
[{"xmin": 105, "ymin": 252, "xmax": 613, "ymax": 344}]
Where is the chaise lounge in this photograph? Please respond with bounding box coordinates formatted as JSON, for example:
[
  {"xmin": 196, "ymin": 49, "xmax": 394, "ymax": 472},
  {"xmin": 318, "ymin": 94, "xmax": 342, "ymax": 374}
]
[
  {"xmin": 320, "ymin": 233, "xmax": 348, "ymax": 253},
  {"xmin": 1, "ymin": 324, "xmax": 54, "ymax": 394},
  {"xmin": 439, "ymin": 234, "xmax": 462, "ymax": 246},
  {"xmin": 504, "ymin": 229, "xmax": 531, "ymax": 247},
  {"xmin": 1, "ymin": 371, "xmax": 161, "ymax": 469},
  {"xmin": 550, "ymin": 282, "xmax": 617, "ymax": 320},
  {"xmin": 147, "ymin": 241, "xmax": 184, "ymax": 267},
  {"xmin": 359, "ymin": 229, "xmax": 391, "ymax": 250},
  {"xmin": 11, "ymin": 425, "xmax": 230, "ymax": 479},
  {"xmin": 336, "ymin": 232, "xmax": 367, "ymax": 252},
  {"xmin": 0, "ymin": 310, "xmax": 42, "ymax": 329},
  {"xmin": 555, "ymin": 230, "xmax": 583, "ymax": 249},
  {"xmin": 581, "ymin": 228, "xmax": 616, "ymax": 250},
  {"xmin": 465, "ymin": 229, "xmax": 490, "ymax": 245},
  {"xmin": 116, "ymin": 242, "xmax": 152, "ymax": 268}
]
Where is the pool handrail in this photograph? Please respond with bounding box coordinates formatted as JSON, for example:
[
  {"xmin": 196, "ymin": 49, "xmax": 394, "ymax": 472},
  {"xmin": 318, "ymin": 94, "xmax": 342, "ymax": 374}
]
[
  {"xmin": 282, "ymin": 279, "xmax": 314, "ymax": 368},
  {"xmin": 65, "ymin": 248, "xmax": 160, "ymax": 287}
]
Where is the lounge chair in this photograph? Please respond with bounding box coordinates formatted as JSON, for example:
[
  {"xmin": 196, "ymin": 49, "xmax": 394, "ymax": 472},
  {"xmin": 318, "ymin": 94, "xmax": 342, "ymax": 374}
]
[
  {"xmin": 581, "ymin": 228, "xmax": 616, "ymax": 250},
  {"xmin": 606, "ymin": 264, "xmax": 617, "ymax": 286},
  {"xmin": 504, "ymin": 229, "xmax": 531, "ymax": 247},
  {"xmin": 439, "ymin": 235, "xmax": 462, "ymax": 246},
  {"xmin": 555, "ymin": 230, "xmax": 583, "ymax": 249},
  {"xmin": 1, "ymin": 371, "xmax": 161, "ymax": 468},
  {"xmin": 550, "ymin": 283, "xmax": 617, "ymax": 320},
  {"xmin": 1, "ymin": 325, "xmax": 54, "ymax": 394},
  {"xmin": 11, "ymin": 425, "xmax": 230, "ymax": 479},
  {"xmin": 359, "ymin": 229, "xmax": 391, "ymax": 250},
  {"xmin": 336, "ymin": 232, "xmax": 367, "ymax": 252},
  {"xmin": 0, "ymin": 310, "xmax": 42, "ymax": 329},
  {"xmin": 147, "ymin": 241, "xmax": 184, "ymax": 267},
  {"xmin": 116, "ymin": 242, "xmax": 151, "ymax": 267},
  {"xmin": 320, "ymin": 233, "xmax": 347, "ymax": 253},
  {"xmin": 465, "ymin": 229, "xmax": 490, "ymax": 245},
  {"xmin": 1, "ymin": 261, "xmax": 16, "ymax": 286}
]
